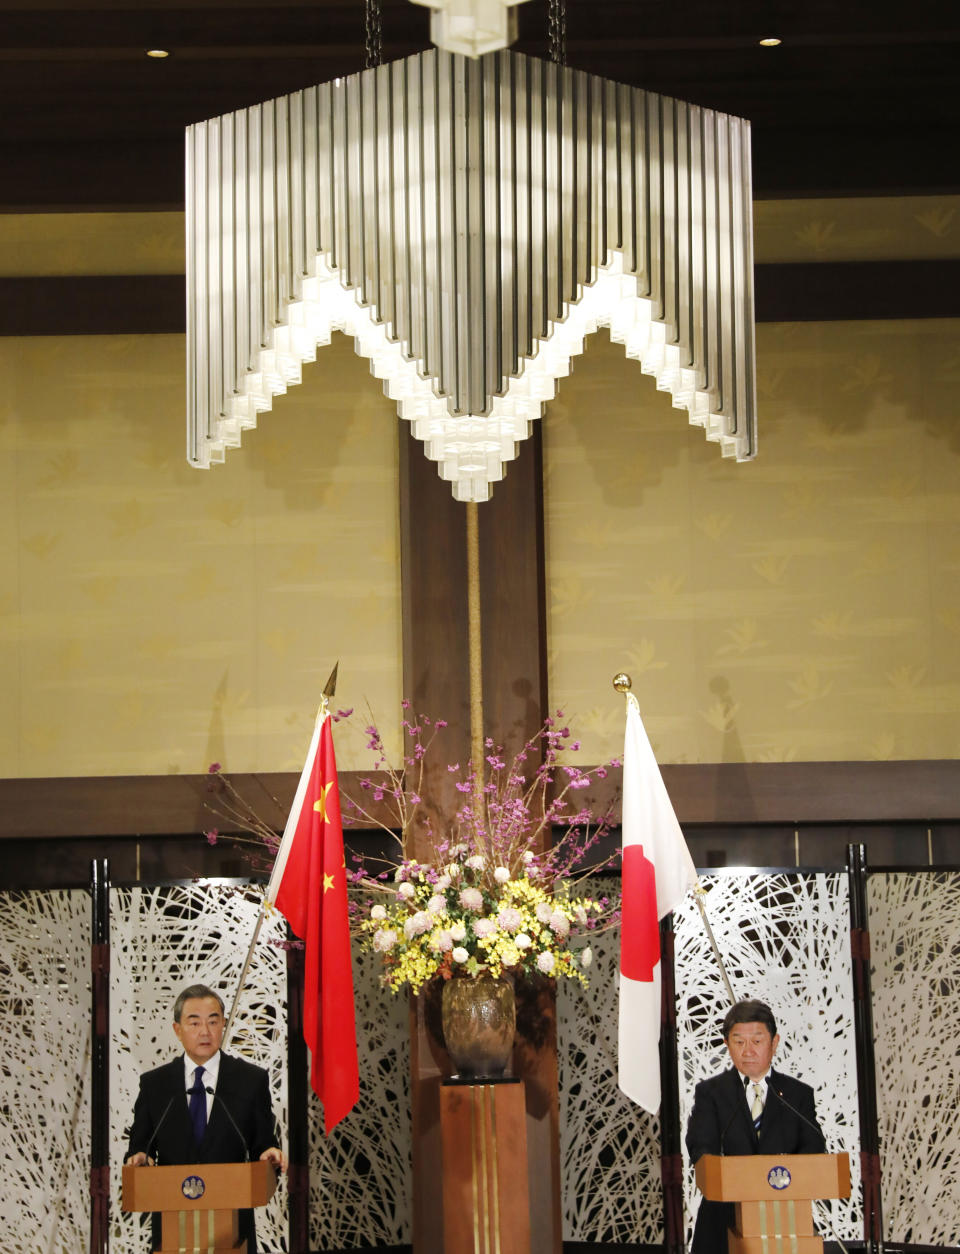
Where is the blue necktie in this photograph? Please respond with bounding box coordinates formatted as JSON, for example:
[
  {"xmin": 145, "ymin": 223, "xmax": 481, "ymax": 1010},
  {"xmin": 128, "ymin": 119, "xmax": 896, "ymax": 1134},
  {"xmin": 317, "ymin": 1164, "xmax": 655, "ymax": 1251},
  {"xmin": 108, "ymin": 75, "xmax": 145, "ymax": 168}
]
[{"xmin": 189, "ymin": 1065, "xmax": 207, "ymax": 1144}]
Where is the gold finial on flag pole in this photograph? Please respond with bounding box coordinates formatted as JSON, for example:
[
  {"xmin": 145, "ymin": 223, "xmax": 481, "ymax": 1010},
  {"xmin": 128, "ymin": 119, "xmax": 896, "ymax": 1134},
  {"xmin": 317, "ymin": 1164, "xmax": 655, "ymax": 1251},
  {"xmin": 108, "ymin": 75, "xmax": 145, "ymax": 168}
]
[{"xmin": 612, "ymin": 672, "xmax": 632, "ymax": 693}]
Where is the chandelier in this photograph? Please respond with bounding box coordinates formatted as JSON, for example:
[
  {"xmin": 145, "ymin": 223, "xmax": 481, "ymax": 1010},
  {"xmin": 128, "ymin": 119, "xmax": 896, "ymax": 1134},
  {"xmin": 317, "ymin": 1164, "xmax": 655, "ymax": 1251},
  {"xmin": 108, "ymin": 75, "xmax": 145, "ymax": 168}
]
[{"xmin": 186, "ymin": 50, "xmax": 756, "ymax": 502}]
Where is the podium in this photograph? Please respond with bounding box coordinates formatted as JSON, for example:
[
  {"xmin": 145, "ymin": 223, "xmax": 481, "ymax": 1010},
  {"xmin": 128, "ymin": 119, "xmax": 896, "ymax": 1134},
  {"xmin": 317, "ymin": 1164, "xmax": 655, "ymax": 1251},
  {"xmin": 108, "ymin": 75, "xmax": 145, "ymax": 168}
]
[
  {"xmin": 122, "ymin": 1161, "xmax": 276, "ymax": 1254},
  {"xmin": 695, "ymin": 1153, "xmax": 850, "ymax": 1254},
  {"xmin": 439, "ymin": 1079, "xmax": 530, "ymax": 1254}
]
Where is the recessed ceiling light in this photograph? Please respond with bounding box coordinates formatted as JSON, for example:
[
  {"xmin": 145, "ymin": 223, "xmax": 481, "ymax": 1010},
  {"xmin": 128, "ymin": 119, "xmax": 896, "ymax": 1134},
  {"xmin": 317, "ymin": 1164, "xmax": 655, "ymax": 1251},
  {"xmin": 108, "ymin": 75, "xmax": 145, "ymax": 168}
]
[
  {"xmin": 758, "ymin": 37, "xmax": 781, "ymax": 47},
  {"xmin": 146, "ymin": 49, "xmax": 170, "ymax": 58}
]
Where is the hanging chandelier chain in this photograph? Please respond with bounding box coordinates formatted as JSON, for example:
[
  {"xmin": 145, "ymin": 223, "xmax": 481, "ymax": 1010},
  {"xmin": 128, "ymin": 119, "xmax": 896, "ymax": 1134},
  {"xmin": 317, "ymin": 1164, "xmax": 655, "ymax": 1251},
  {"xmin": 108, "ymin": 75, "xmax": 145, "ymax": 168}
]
[
  {"xmin": 548, "ymin": 0, "xmax": 566, "ymax": 66},
  {"xmin": 364, "ymin": 0, "xmax": 383, "ymax": 69}
]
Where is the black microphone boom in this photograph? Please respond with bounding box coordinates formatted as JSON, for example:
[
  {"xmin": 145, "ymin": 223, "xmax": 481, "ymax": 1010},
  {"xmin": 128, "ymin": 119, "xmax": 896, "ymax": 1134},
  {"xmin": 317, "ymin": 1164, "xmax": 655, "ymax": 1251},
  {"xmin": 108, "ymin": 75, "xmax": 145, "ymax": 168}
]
[
  {"xmin": 769, "ymin": 1084, "xmax": 826, "ymax": 1146},
  {"xmin": 206, "ymin": 1086, "xmax": 250, "ymax": 1162},
  {"xmin": 144, "ymin": 1095, "xmax": 176, "ymax": 1165},
  {"xmin": 718, "ymin": 1099, "xmax": 743, "ymax": 1156}
]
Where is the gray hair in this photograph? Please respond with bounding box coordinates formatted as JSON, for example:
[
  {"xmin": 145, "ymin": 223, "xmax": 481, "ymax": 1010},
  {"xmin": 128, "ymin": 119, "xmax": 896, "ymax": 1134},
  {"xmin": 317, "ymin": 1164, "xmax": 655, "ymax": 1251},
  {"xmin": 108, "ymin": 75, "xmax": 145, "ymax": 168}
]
[{"xmin": 173, "ymin": 984, "xmax": 225, "ymax": 1022}]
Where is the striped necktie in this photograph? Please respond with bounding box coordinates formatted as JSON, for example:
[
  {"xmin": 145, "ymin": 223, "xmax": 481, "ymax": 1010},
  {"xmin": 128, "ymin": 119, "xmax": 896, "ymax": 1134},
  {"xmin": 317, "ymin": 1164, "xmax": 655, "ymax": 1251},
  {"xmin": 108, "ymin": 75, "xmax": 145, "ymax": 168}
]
[{"xmin": 749, "ymin": 1080, "xmax": 764, "ymax": 1125}]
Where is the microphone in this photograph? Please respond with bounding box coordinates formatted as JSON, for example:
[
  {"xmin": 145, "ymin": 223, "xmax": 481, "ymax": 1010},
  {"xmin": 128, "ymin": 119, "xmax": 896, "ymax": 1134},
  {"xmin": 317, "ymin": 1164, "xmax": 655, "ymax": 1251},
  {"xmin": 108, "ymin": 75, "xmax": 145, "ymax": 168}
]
[
  {"xmin": 136, "ymin": 1095, "xmax": 175, "ymax": 1166},
  {"xmin": 718, "ymin": 1099, "xmax": 743, "ymax": 1156},
  {"xmin": 768, "ymin": 1083, "xmax": 826, "ymax": 1146},
  {"xmin": 206, "ymin": 1086, "xmax": 250, "ymax": 1161}
]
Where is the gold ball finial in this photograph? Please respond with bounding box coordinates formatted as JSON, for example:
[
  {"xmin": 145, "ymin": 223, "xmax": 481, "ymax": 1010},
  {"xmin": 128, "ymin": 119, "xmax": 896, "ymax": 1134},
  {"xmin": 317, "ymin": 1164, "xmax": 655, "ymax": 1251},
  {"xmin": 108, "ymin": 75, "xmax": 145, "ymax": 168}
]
[{"xmin": 612, "ymin": 672, "xmax": 632, "ymax": 693}]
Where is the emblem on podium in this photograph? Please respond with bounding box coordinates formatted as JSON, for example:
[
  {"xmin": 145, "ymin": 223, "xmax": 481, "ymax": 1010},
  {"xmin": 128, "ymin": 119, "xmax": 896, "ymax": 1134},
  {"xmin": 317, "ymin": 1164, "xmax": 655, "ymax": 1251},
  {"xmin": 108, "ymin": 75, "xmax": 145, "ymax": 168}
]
[
  {"xmin": 767, "ymin": 1165, "xmax": 792, "ymax": 1190},
  {"xmin": 181, "ymin": 1174, "xmax": 206, "ymax": 1199}
]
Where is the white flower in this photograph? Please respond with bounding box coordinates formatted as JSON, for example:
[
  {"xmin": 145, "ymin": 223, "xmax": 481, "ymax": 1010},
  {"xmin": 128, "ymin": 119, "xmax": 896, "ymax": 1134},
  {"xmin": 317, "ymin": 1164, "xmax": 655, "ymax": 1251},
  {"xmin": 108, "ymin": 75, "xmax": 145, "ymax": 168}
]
[
  {"xmin": 493, "ymin": 865, "xmax": 510, "ymax": 883},
  {"xmin": 445, "ymin": 862, "xmax": 462, "ymax": 879},
  {"xmin": 373, "ymin": 928, "xmax": 397, "ymax": 953},
  {"xmin": 580, "ymin": 946, "xmax": 593, "ymax": 969},
  {"xmin": 394, "ymin": 867, "xmax": 406, "ymax": 882},
  {"xmin": 536, "ymin": 951, "xmax": 555, "ymax": 974},
  {"xmin": 574, "ymin": 904, "xmax": 588, "ymax": 926},
  {"xmin": 450, "ymin": 843, "xmax": 468, "ymax": 857},
  {"xmin": 403, "ymin": 911, "xmax": 433, "ymax": 939},
  {"xmin": 501, "ymin": 945, "xmax": 519, "ymax": 967},
  {"xmin": 427, "ymin": 894, "xmax": 447, "ymax": 915},
  {"xmin": 459, "ymin": 886, "xmax": 483, "ymax": 911},
  {"xmin": 515, "ymin": 932, "xmax": 532, "ymax": 950},
  {"xmin": 522, "ymin": 849, "xmax": 535, "ymax": 864},
  {"xmin": 465, "ymin": 854, "xmax": 485, "ymax": 870},
  {"xmin": 397, "ymin": 881, "xmax": 416, "ymax": 900},
  {"xmin": 452, "ymin": 947, "xmax": 469, "ymax": 963},
  {"xmin": 497, "ymin": 906, "xmax": 522, "ymax": 932},
  {"xmin": 472, "ymin": 917, "xmax": 497, "ymax": 939},
  {"xmin": 535, "ymin": 902, "xmax": 553, "ymax": 923},
  {"xmin": 370, "ymin": 904, "xmax": 387, "ymax": 921},
  {"xmin": 432, "ymin": 930, "xmax": 454, "ymax": 952},
  {"xmin": 436, "ymin": 874, "xmax": 451, "ymax": 891},
  {"xmin": 548, "ymin": 911, "xmax": 570, "ymax": 939},
  {"xmin": 450, "ymin": 922, "xmax": 467, "ymax": 942}
]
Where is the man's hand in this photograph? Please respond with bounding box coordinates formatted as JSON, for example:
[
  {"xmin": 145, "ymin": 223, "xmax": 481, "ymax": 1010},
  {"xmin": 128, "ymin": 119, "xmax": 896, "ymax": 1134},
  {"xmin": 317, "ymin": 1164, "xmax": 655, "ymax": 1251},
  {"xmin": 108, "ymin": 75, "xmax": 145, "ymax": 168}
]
[
  {"xmin": 125, "ymin": 1152, "xmax": 154, "ymax": 1167},
  {"xmin": 260, "ymin": 1146, "xmax": 288, "ymax": 1173}
]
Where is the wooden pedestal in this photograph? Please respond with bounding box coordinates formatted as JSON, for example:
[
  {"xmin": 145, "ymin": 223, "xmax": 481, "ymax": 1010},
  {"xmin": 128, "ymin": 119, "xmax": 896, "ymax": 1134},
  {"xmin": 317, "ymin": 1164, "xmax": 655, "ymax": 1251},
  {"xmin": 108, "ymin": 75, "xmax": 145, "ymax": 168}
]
[{"xmin": 440, "ymin": 1079, "xmax": 530, "ymax": 1254}]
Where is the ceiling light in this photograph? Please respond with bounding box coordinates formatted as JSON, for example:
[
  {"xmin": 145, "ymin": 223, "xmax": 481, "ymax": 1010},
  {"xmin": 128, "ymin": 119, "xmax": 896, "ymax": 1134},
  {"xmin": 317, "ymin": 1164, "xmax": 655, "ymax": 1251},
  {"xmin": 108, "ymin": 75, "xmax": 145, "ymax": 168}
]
[
  {"xmin": 146, "ymin": 49, "xmax": 169, "ymax": 58},
  {"xmin": 186, "ymin": 50, "xmax": 758, "ymax": 500},
  {"xmin": 758, "ymin": 37, "xmax": 781, "ymax": 47}
]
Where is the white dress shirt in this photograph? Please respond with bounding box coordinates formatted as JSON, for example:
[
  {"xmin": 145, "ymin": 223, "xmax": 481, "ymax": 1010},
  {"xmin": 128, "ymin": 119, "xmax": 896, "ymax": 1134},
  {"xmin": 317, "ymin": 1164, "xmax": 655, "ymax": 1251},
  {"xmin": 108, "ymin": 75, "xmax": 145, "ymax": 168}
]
[{"xmin": 183, "ymin": 1049, "xmax": 221, "ymax": 1121}]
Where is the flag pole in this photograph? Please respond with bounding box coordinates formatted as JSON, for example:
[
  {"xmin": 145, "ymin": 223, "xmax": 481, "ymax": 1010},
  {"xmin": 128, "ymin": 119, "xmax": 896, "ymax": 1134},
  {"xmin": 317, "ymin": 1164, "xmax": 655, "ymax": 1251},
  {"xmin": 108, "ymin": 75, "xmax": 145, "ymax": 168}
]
[
  {"xmin": 221, "ymin": 662, "xmax": 339, "ymax": 1049},
  {"xmin": 692, "ymin": 885, "xmax": 737, "ymax": 1006},
  {"xmin": 612, "ymin": 672, "xmax": 737, "ymax": 1008},
  {"xmin": 222, "ymin": 905, "xmax": 267, "ymax": 1048}
]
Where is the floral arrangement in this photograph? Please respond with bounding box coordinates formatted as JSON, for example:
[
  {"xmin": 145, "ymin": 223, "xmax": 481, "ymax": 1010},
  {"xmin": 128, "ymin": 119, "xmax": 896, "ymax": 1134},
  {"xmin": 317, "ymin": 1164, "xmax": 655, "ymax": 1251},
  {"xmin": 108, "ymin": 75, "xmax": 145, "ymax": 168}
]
[{"xmin": 347, "ymin": 704, "xmax": 620, "ymax": 994}]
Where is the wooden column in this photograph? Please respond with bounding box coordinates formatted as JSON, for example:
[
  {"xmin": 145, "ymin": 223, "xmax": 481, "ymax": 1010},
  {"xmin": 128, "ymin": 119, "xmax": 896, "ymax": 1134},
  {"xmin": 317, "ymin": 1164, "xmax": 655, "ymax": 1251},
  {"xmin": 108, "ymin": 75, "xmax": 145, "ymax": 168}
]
[
  {"xmin": 398, "ymin": 427, "xmax": 557, "ymax": 1254},
  {"xmin": 440, "ymin": 1081, "xmax": 531, "ymax": 1254}
]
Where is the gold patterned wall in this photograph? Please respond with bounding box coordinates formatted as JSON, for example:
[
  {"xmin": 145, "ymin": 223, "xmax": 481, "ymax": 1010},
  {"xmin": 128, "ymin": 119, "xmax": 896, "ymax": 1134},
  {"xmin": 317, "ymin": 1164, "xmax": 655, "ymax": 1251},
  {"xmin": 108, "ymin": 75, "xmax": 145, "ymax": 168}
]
[
  {"xmin": 544, "ymin": 320, "xmax": 960, "ymax": 764},
  {"xmin": 2, "ymin": 200, "xmax": 958, "ymax": 777},
  {"xmin": 0, "ymin": 332, "xmax": 402, "ymax": 779}
]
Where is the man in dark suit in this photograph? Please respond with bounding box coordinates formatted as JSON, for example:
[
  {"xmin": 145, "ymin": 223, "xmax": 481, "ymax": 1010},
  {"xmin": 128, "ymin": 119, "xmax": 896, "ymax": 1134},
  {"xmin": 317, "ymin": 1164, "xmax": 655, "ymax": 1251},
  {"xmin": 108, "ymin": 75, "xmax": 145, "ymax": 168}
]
[
  {"xmin": 125, "ymin": 983, "xmax": 286, "ymax": 1253},
  {"xmin": 686, "ymin": 999, "xmax": 826, "ymax": 1254}
]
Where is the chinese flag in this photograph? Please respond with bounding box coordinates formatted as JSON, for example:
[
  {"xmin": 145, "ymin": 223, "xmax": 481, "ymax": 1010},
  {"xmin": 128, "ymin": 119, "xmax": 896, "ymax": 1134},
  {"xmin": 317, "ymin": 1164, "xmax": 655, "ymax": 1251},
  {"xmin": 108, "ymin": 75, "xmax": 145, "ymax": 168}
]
[
  {"xmin": 618, "ymin": 694, "xmax": 697, "ymax": 1113},
  {"xmin": 266, "ymin": 712, "xmax": 358, "ymax": 1133}
]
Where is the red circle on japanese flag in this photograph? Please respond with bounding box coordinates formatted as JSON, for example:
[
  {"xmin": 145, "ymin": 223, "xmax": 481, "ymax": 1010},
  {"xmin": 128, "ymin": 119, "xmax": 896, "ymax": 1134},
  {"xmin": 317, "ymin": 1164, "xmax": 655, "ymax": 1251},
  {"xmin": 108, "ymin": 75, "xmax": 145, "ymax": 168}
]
[{"xmin": 620, "ymin": 843, "xmax": 660, "ymax": 982}]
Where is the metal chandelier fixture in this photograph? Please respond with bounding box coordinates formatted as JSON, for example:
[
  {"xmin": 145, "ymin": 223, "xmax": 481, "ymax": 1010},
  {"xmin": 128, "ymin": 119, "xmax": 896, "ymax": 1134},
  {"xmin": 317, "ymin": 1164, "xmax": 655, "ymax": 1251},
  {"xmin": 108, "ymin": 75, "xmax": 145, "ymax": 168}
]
[{"xmin": 186, "ymin": 49, "xmax": 757, "ymax": 502}]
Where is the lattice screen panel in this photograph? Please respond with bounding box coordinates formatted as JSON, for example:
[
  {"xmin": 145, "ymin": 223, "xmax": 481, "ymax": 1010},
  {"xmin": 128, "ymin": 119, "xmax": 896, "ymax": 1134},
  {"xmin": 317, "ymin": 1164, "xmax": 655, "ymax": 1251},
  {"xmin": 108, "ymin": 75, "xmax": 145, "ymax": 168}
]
[
  {"xmin": 869, "ymin": 869, "xmax": 960, "ymax": 1245},
  {"xmin": 558, "ymin": 876, "xmax": 663, "ymax": 1244},
  {"xmin": 674, "ymin": 871, "xmax": 861, "ymax": 1246},
  {"xmin": 0, "ymin": 889, "xmax": 90, "ymax": 1254},
  {"xmin": 307, "ymin": 941, "xmax": 412, "ymax": 1250},
  {"xmin": 110, "ymin": 882, "xmax": 289, "ymax": 1253}
]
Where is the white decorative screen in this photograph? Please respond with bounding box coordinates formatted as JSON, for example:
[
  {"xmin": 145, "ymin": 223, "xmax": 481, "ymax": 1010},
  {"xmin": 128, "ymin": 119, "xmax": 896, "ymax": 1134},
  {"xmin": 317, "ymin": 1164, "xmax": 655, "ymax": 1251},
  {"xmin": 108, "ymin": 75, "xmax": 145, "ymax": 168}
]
[
  {"xmin": 307, "ymin": 941, "xmax": 412, "ymax": 1250},
  {"xmin": 110, "ymin": 882, "xmax": 290, "ymax": 1252},
  {"xmin": 558, "ymin": 877, "xmax": 663, "ymax": 1244},
  {"xmin": 0, "ymin": 889, "xmax": 90, "ymax": 1254},
  {"xmin": 674, "ymin": 871, "xmax": 861, "ymax": 1246},
  {"xmin": 869, "ymin": 869, "xmax": 960, "ymax": 1246}
]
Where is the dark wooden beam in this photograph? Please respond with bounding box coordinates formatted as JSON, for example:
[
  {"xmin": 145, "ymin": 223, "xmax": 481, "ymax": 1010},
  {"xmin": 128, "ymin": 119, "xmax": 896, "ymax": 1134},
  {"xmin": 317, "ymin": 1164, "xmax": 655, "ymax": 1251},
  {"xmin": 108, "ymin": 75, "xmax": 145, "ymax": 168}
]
[
  {"xmin": 754, "ymin": 260, "xmax": 960, "ymax": 321},
  {"xmin": 1, "ymin": 759, "xmax": 956, "ymax": 841},
  {"xmin": 5, "ymin": 260, "xmax": 959, "ymax": 339},
  {"xmin": 0, "ymin": 275, "xmax": 185, "ymax": 336}
]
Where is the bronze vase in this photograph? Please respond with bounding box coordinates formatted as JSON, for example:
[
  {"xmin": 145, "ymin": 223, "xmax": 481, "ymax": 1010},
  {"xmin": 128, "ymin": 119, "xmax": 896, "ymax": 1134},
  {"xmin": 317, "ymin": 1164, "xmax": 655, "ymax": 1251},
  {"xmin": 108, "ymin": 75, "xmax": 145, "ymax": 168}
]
[{"xmin": 440, "ymin": 975, "xmax": 516, "ymax": 1079}]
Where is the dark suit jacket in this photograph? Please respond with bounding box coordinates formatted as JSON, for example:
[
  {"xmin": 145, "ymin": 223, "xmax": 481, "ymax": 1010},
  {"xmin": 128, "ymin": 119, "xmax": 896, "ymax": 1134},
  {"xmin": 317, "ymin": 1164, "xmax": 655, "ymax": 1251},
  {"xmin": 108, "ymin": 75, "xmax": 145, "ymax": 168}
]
[
  {"xmin": 126, "ymin": 1052, "xmax": 278, "ymax": 1253},
  {"xmin": 686, "ymin": 1067, "xmax": 826, "ymax": 1254}
]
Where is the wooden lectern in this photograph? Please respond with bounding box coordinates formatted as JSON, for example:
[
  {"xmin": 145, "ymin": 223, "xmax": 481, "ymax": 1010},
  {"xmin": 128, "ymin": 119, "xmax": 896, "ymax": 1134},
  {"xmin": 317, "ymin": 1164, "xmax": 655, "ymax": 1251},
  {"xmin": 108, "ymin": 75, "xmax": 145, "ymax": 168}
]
[
  {"xmin": 695, "ymin": 1153, "xmax": 850, "ymax": 1254},
  {"xmin": 122, "ymin": 1161, "xmax": 276, "ymax": 1254}
]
